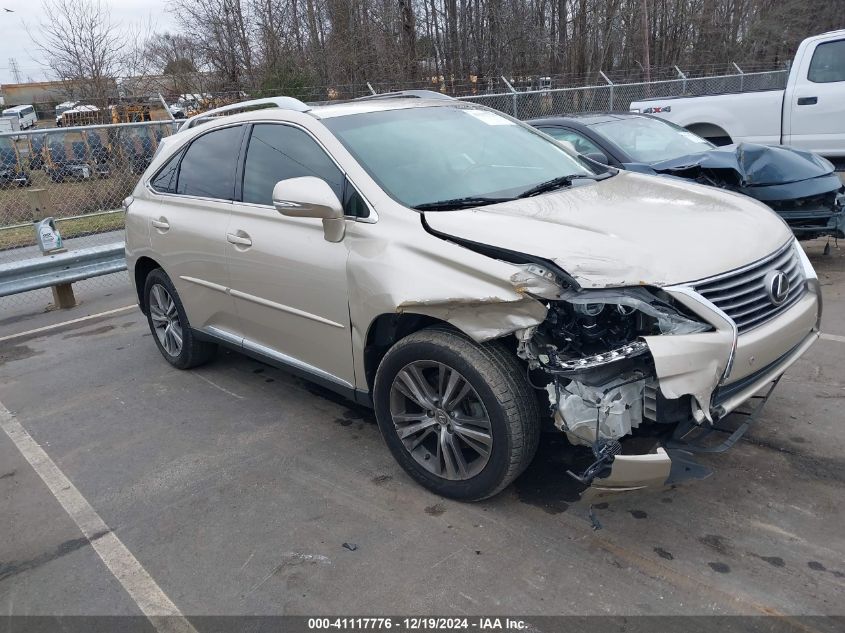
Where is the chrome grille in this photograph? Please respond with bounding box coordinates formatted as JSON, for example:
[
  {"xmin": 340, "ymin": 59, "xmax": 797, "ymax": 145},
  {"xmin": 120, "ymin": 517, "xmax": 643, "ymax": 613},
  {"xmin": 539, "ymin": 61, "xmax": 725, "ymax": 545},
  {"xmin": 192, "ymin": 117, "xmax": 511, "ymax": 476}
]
[{"xmin": 694, "ymin": 243, "xmax": 806, "ymax": 333}]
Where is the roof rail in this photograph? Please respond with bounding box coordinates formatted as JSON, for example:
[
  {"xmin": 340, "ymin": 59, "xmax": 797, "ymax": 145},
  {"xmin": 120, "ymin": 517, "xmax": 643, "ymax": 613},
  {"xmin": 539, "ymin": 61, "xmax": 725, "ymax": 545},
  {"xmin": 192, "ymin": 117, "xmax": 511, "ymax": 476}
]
[
  {"xmin": 179, "ymin": 96, "xmax": 311, "ymax": 132},
  {"xmin": 354, "ymin": 90, "xmax": 455, "ymax": 102}
]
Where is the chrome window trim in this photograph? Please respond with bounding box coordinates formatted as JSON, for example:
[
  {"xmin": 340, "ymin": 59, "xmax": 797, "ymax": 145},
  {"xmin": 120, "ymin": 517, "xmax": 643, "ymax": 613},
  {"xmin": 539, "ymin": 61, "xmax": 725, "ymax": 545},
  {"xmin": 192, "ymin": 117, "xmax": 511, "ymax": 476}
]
[
  {"xmin": 241, "ymin": 119, "xmax": 379, "ymax": 223},
  {"xmin": 145, "ymin": 121, "xmax": 247, "ymax": 198},
  {"xmin": 146, "ymin": 118, "xmax": 378, "ymax": 223}
]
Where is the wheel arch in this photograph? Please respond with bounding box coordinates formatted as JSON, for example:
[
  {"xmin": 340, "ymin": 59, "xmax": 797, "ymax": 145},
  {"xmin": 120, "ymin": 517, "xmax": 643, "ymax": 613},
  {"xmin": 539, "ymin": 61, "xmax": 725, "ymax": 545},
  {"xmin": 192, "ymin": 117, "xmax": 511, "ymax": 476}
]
[
  {"xmin": 685, "ymin": 122, "xmax": 733, "ymax": 146},
  {"xmin": 133, "ymin": 255, "xmax": 162, "ymax": 314},
  {"xmin": 363, "ymin": 313, "xmax": 456, "ymax": 393}
]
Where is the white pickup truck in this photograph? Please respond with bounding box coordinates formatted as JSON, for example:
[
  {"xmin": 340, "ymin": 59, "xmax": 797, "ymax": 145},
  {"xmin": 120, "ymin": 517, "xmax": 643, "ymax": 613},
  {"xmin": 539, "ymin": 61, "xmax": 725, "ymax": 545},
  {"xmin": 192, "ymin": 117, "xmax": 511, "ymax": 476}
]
[{"xmin": 629, "ymin": 30, "xmax": 845, "ymax": 163}]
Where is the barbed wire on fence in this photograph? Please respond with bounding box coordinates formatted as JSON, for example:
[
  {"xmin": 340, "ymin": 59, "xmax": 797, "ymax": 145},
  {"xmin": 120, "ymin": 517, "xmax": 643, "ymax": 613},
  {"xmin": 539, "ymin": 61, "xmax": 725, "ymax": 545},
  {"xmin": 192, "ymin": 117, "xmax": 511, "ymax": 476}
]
[{"xmin": 5, "ymin": 60, "xmax": 789, "ymax": 116}]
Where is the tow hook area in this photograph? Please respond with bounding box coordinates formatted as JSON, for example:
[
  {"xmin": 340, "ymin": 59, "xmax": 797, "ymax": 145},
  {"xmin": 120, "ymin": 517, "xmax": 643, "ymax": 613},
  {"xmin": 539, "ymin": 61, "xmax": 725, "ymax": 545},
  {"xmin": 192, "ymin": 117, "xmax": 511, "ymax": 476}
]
[
  {"xmin": 577, "ymin": 447, "xmax": 712, "ymax": 499},
  {"xmin": 573, "ymin": 376, "xmax": 782, "ymax": 496},
  {"xmin": 587, "ymin": 447, "xmax": 674, "ymax": 492},
  {"xmin": 566, "ymin": 439, "xmax": 622, "ymax": 485},
  {"xmin": 568, "ymin": 443, "xmax": 713, "ymax": 490}
]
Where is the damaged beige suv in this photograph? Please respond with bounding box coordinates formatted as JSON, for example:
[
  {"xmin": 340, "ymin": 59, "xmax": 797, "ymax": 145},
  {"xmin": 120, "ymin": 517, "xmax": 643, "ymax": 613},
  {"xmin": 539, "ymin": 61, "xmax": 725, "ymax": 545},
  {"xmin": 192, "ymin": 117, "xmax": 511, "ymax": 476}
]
[{"xmin": 126, "ymin": 93, "xmax": 821, "ymax": 500}]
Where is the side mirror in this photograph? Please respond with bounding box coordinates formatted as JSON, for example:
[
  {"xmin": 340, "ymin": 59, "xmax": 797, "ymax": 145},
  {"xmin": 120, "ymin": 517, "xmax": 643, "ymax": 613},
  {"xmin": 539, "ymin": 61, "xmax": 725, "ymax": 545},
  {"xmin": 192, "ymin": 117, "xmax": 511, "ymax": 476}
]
[
  {"xmin": 273, "ymin": 176, "xmax": 346, "ymax": 242},
  {"xmin": 584, "ymin": 151, "xmax": 609, "ymax": 165}
]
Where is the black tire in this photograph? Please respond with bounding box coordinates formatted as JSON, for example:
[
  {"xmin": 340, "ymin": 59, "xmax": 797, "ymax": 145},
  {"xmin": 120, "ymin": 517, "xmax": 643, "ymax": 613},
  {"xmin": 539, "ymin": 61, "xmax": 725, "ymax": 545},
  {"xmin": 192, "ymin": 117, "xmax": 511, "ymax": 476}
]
[
  {"xmin": 143, "ymin": 268, "xmax": 217, "ymax": 369},
  {"xmin": 373, "ymin": 327, "xmax": 540, "ymax": 501}
]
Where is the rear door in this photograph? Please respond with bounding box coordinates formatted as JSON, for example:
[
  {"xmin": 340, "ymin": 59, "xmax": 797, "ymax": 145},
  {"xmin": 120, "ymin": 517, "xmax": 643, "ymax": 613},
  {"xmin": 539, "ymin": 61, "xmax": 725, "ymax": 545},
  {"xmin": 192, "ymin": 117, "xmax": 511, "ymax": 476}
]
[
  {"xmin": 148, "ymin": 124, "xmax": 244, "ymax": 335},
  {"xmin": 785, "ymin": 36, "xmax": 845, "ymax": 155}
]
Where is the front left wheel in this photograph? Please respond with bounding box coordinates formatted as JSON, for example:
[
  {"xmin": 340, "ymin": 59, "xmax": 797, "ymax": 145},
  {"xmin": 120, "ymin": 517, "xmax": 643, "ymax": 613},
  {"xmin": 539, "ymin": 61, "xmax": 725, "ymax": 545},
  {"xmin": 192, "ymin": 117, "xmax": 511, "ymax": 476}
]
[
  {"xmin": 143, "ymin": 268, "xmax": 217, "ymax": 369},
  {"xmin": 373, "ymin": 327, "xmax": 540, "ymax": 501}
]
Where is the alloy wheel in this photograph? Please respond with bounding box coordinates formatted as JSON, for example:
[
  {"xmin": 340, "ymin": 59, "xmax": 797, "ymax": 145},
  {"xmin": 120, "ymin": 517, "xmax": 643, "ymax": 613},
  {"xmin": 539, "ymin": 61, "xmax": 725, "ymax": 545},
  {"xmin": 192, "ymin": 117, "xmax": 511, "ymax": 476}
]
[
  {"xmin": 149, "ymin": 283, "xmax": 183, "ymax": 357},
  {"xmin": 389, "ymin": 360, "xmax": 493, "ymax": 480}
]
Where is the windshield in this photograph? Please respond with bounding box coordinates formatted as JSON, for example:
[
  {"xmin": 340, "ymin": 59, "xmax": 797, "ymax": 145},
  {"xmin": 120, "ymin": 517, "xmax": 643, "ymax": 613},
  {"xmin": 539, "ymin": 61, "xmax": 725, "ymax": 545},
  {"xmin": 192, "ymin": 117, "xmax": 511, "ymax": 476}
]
[
  {"xmin": 323, "ymin": 106, "xmax": 596, "ymax": 209},
  {"xmin": 591, "ymin": 116, "xmax": 713, "ymax": 163}
]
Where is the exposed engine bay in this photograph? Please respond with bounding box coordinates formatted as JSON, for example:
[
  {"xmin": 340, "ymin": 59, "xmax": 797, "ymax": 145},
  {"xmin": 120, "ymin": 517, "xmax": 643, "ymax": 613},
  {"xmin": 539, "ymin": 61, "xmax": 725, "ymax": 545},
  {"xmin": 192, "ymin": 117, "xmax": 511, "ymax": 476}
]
[{"xmin": 512, "ymin": 267, "xmax": 724, "ymax": 490}]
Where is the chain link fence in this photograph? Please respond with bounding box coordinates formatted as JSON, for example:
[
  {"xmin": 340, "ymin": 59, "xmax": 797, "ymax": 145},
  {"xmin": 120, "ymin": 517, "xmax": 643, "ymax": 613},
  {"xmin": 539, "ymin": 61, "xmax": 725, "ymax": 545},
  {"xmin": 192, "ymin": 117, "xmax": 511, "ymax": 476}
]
[
  {"xmin": 0, "ymin": 120, "xmax": 177, "ymax": 313},
  {"xmin": 457, "ymin": 69, "xmax": 789, "ymax": 119},
  {"xmin": 1, "ymin": 68, "xmax": 789, "ymax": 314}
]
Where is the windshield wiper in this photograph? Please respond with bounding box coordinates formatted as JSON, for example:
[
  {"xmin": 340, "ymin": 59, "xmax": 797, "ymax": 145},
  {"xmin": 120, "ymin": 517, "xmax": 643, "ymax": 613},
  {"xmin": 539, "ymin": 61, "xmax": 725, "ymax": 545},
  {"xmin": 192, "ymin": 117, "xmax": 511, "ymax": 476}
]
[
  {"xmin": 413, "ymin": 196, "xmax": 513, "ymax": 211},
  {"xmin": 518, "ymin": 172, "xmax": 612, "ymax": 198}
]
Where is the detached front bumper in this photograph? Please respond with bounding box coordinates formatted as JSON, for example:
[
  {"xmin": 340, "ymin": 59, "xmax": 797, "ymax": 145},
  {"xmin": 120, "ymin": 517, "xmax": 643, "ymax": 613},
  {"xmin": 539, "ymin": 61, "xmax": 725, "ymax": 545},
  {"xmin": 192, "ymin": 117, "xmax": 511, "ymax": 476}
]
[
  {"xmin": 586, "ymin": 327, "xmax": 818, "ymax": 496},
  {"xmin": 582, "ymin": 247, "xmax": 822, "ymax": 496}
]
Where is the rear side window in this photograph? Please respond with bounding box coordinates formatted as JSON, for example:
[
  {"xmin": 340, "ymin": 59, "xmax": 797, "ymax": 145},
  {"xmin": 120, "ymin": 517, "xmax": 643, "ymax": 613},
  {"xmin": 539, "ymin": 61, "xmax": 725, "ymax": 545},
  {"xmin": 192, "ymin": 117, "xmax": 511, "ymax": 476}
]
[
  {"xmin": 808, "ymin": 40, "xmax": 845, "ymax": 83},
  {"xmin": 242, "ymin": 124, "xmax": 344, "ymax": 206},
  {"xmin": 176, "ymin": 125, "xmax": 243, "ymax": 199},
  {"xmin": 150, "ymin": 150, "xmax": 182, "ymax": 193}
]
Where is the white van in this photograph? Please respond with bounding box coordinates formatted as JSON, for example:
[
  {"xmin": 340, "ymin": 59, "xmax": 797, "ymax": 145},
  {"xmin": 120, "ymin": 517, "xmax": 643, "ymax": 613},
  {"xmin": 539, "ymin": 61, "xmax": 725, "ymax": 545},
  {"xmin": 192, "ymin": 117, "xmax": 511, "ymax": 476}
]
[{"xmin": 2, "ymin": 104, "xmax": 37, "ymax": 130}]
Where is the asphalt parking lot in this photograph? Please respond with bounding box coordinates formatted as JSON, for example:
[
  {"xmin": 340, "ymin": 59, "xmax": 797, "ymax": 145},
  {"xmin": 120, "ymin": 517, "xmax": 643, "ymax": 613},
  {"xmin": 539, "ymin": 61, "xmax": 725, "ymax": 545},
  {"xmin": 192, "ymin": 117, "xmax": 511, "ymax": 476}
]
[{"xmin": 1, "ymin": 240, "xmax": 843, "ymax": 621}]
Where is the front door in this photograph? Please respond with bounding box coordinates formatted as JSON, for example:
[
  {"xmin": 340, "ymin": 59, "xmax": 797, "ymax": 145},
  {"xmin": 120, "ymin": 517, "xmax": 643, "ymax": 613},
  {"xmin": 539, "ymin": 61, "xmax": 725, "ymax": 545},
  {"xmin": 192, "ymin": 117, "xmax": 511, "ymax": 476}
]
[
  {"xmin": 786, "ymin": 37, "xmax": 845, "ymax": 155},
  {"xmin": 227, "ymin": 122, "xmax": 355, "ymax": 387}
]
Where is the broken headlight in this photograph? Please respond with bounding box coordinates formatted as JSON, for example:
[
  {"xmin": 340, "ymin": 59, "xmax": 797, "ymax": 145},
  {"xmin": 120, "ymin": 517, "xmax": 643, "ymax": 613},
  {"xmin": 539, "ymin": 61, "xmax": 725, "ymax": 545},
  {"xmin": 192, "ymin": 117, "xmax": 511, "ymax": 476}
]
[{"xmin": 524, "ymin": 286, "xmax": 711, "ymax": 373}]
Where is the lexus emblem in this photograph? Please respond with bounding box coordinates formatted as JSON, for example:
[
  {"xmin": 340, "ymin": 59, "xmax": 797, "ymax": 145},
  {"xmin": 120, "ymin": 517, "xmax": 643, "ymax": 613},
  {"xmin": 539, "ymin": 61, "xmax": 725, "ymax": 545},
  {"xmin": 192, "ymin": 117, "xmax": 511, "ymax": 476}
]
[{"xmin": 764, "ymin": 270, "xmax": 790, "ymax": 306}]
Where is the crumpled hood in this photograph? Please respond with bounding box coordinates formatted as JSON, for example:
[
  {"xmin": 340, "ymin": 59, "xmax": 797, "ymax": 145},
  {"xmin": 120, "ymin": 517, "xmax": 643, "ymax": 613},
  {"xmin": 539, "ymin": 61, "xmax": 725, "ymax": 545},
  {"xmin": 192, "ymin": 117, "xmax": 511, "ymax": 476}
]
[
  {"xmin": 423, "ymin": 171, "xmax": 792, "ymax": 288},
  {"xmin": 647, "ymin": 143, "xmax": 835, "ymax": 187}
]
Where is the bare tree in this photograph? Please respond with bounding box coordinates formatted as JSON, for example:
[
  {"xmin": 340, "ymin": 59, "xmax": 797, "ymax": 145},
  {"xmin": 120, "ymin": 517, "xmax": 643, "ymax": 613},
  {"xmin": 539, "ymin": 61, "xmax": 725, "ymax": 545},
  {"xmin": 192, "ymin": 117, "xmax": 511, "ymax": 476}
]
[
  {"xmin": 31, "ymin": 0, "xmax": 126, "ymax": 101},
  {"xmin": 159, "ymin": 0, "xmax": 844, "ymax": 99},
  {"xmin": 146, "ymin": 32, "xmax": 206, "ymax": 96}
]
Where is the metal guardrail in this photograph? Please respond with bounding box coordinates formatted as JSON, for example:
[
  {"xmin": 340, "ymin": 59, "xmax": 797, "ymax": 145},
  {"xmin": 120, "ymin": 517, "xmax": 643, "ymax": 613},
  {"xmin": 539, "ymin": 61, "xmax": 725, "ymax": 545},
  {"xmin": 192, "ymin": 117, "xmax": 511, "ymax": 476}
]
[
  {"xmin": 0, "ymin": 119, "xmax": 174, "ymax": 308},
  {"xmin": 0, "ymin": 242, "xmax": 126, "ymax": 298}
]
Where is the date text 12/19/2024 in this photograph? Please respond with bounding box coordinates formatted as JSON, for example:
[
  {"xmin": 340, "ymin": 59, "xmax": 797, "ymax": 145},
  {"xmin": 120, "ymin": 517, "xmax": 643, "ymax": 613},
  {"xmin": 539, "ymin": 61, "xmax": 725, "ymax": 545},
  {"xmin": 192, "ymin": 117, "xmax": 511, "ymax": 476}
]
[{"xmin": 308, "ymin": 618, "xmax": 530, "ymax": 631}]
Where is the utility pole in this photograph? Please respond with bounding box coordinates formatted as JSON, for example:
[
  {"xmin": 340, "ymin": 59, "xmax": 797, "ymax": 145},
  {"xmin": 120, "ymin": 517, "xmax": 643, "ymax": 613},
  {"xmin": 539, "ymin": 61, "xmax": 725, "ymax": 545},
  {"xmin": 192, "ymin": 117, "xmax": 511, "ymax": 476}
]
[
  {"xmin": 641, "ymin": 0, "xmax": 651, "ymax": 84},
  {"xmin": 8, "ymin": 57, "xmax": 22, "ymax": 83}
]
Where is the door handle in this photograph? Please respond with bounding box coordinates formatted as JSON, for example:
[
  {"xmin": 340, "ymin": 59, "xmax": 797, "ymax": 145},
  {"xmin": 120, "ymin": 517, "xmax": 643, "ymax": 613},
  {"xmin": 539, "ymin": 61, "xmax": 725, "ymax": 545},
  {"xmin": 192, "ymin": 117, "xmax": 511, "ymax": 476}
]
[
  {"xmin": 226, "ymin": 232, "xmax": 252, "ymax": 247},
  {"xmin": 151, "ymin": 218, "xmax": 170, "ymax": 230},
  {"xmin": 797, "ymin": 96, "xmax": 818, "ymax": 105}
]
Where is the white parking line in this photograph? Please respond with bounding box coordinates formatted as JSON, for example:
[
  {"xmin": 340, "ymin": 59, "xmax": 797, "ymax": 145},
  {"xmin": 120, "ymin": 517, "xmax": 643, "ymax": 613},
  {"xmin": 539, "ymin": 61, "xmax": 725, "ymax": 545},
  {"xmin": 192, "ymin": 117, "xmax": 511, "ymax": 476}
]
[
  {"xmin": 820, "ymin": 332, "xmax": 845, "ymax": 344},
  {"xmin": 194, "ymin": 373, "xmax": 244, "ymax": 399},
  {"xmin": 0, "ymin": 401, "xmax": 197, "ymax": 633},
  {"xmin": 0, "ymin": 305, "xmax": 137, "ymax": 344}
]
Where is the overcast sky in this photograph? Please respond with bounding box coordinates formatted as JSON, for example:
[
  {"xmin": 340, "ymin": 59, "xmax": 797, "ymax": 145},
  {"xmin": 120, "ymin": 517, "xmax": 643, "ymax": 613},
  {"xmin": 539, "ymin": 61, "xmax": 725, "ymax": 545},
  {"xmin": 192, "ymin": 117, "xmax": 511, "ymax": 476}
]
[{"xmin": 0, "ymin": 0, "xmax": 178, "ymax": 84}]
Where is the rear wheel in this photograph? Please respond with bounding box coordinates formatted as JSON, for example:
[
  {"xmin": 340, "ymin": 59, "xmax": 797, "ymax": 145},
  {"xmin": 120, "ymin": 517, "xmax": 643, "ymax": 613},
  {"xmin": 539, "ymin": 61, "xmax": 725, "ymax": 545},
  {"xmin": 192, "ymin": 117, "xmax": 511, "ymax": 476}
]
[
  {"xmin": 143, "ymin": 268, "xmax": 216, "ymax": 369},
  {"xmin": 373, "ymin": 328, "xmax": 540, "ymax": 500}
]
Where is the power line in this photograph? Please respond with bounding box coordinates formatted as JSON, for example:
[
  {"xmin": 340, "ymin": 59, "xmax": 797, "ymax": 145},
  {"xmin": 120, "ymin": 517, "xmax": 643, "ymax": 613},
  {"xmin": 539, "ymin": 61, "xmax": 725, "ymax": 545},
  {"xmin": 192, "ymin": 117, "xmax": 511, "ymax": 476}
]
[{"xmin": 7, "ymin": 57, "xmax": 22, "ymax": 82}]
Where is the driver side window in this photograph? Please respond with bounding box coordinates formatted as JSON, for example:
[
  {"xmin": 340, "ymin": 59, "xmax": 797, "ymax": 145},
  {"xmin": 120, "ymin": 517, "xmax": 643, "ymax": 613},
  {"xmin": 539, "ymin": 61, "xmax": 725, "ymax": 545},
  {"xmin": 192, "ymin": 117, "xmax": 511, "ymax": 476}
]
[
  {"xmin": 242, "ymin": 124, "xmax": 345, "ymax": 206},
  {"xmin": 808, "ymin": 40, "xmax": 845, "ymax": 83},
  {"xmin": 541, "ymin": 127, "xmax": 603, "ymax": 156}
]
